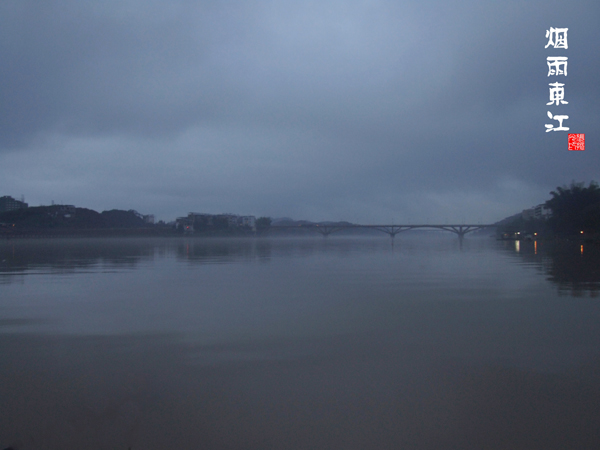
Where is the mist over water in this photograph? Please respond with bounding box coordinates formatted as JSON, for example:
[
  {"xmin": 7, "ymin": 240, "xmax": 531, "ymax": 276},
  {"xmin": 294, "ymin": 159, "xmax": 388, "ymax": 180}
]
[{"xmin": 1, "ymin": 236, "xmax": 599, "ymax": 449}]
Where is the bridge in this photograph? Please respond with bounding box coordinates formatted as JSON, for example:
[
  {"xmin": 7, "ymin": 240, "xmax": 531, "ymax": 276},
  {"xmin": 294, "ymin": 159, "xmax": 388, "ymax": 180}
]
[{"xmin": 268, "ymin": 224, "xmax": 496, "ymax": 239}]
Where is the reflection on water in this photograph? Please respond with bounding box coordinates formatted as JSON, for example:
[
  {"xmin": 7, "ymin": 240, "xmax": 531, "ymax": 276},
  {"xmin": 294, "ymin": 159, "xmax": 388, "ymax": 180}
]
[
  {"xmin": 0, "ymin": 238, "xmax": 158, "ymax": 281},
  {"xmin": 500, "ymin": 238, "xmax": 600, "ymax": 296},
  {"xmin": 1, "ymin": 236, "xmax": 600, "ymax": 449}
]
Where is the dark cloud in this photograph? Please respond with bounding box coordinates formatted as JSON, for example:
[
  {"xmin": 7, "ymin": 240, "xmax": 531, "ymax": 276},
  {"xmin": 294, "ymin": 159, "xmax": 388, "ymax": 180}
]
[{"xmin": 1, "ymin": 0, "xmax": 599, "ymax": 222}]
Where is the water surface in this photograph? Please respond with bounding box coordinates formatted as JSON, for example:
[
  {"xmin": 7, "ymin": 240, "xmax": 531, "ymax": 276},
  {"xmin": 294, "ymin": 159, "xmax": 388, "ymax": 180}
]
[{"xmin": 1, "ymin": 236, "xmax": 599, "ymax": 449}]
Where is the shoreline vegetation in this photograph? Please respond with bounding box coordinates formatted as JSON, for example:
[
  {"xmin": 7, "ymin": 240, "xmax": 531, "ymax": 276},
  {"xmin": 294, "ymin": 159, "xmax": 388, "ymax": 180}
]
[
  {"xmin": 3, "ymin": 233, "xmax": 598, "ymax": 244},
  {"xmin": 495, "ymin": 181, "xmax": 600, "ymax": 243},
  {"xmin": 2, "ymin": 181, "xmax": 599, "ymax": 241},
  {"xmin": 2, "ymin": 226, "xmax": 599, "ymax": 243}
]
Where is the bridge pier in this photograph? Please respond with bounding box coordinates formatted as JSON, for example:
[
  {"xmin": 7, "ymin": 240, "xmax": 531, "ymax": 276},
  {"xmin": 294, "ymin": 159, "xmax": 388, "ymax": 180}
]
[
  {"xmin": 315, "ymin": 226, "xmax": 343, "ymax": 237},
  {"xmin": 440, "ymin": 225, "xmax": 483, "ymax": 240},
  {"xmin": 374, "ymin": 226, "xmax": 411, "ymax": 239}
]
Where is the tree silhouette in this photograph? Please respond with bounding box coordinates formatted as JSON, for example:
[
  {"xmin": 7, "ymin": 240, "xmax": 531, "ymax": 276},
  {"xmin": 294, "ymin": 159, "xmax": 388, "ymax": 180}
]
[
  {"xmin": 256, "ymin": 217, "xmax": 272, "ymax": 228},
  {"xmin": 545, "ymin": 181, "xmax": 600, "ymax": 234}
]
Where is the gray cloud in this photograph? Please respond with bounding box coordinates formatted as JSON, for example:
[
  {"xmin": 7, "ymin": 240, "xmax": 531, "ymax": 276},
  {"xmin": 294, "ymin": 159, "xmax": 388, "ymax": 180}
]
[{"xmin": 1, "ymin": 0, "xmax": 599, "ymax": 222}]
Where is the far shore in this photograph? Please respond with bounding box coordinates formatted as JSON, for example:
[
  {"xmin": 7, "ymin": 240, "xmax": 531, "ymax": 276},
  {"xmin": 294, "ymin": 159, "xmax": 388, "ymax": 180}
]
[{"xmin": 2, "ymin": 228, "xmax": 599, "ymax": 244}]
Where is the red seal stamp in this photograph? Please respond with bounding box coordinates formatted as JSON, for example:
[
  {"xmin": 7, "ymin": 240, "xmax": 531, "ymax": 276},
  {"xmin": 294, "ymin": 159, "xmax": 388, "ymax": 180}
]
[{"xmin": 568, "ymin": 133, "xmax": 585, "ymax": 151}]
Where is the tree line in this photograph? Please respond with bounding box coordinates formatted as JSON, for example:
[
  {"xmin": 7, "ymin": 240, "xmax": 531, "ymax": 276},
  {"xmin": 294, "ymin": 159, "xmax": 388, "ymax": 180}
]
[{"xmin": 499, "ymin": 181, "xmax": 600, "ymax": 237}]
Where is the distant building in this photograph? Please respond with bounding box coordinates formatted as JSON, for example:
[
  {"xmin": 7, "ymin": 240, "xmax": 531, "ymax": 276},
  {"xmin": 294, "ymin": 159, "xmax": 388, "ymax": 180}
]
[
  {"xmin": 216, "ymin": 214, "xmax": 256, "ymax": 230},
  {"xmin": 188, "ymin": 213, "xmax": 214, "ymax": 228},
  {"xmin": 521, "ymin": 208, "xmax": 535, "ymax": 220},
  {"xmin": 534, "ymin": 204, "xmax": 552, "ymax": 219},
  {"xmin": 50, "ymin": 205, "xmax": 76, "ymax": 218},
  {"xmin": 240, "ymin": 216, "xmax": 256, "ymax": 230},
  {"xmin": 143, "ymin": 214, "xmax": 155, "ymax": 224},
  {"xmin": 0, "ymin": 196, "xmax": 28, "ymax": 213},
  {"xmin": 175, "ymin": 215, "xmax": 194, "ymax": 234},
  {"xmin": 522, "ymin": 204, "xmax": 552, "ymax": 221},
  {"xmin": 176, "ymin": 212, "xmax": 256, "ymax": 233},
  {"xmin": 217, "ymin": 214, "xmax": 240, "ymax": 228}
]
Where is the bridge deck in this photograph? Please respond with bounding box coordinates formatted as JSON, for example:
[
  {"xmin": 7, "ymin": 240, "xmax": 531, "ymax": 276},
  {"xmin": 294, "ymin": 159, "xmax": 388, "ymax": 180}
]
[
  {"xmin": 270, "ymin": 224, "xmax": 496, "ymax": 228},
  {"xmin": 267, "ymin": 224, "xmax": 496, "ymax": 237}
]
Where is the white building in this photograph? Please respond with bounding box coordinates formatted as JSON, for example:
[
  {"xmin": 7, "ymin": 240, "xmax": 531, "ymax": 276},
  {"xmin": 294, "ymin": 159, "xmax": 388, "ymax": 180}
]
[
  {"xmin": 534, "ymin": 204, "xmax": 552, "ymax": 219},
  {"xmin": 523, "ymin": 204, "xmax": 552, "ymax": 221},
  {"xmin": 179, "ymin": 213, "xmax": 256, "ymax": 232},
  {"xmin": 240, "ymin": 216, "xmax": 256, "ymax": 230}
]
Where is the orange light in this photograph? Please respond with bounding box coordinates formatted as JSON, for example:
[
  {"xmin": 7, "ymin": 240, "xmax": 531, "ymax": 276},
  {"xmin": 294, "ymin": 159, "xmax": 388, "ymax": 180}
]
[{"xmin": 580, "ymin": 231, "xmax": 584, "ymax": 234}]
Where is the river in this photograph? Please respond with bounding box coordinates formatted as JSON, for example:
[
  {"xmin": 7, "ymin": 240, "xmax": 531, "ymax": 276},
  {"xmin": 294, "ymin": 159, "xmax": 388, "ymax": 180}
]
[{"xmin": 1, "ymin": 235, "xmax": 599, "ymax": 449}]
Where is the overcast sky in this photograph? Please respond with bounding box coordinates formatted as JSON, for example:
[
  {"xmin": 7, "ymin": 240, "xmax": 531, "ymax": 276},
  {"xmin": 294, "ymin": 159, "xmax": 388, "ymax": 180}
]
[{"xmin": 1, "ymin": 0, "xmax": 598, "ymax": 223}]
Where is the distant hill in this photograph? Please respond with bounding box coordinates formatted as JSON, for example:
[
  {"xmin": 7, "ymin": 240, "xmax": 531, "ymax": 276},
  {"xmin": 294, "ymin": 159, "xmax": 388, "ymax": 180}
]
[
  {"xmin": 494, "ymin": 213, "xmax": 522, "ymax": 227},
  {"xmin": 101, "ymin": 209, "xmax": 149, "ymax": 228},
  {"xmin": 0, "ymin": 206, "xmax": 152, "ymax": 230}
]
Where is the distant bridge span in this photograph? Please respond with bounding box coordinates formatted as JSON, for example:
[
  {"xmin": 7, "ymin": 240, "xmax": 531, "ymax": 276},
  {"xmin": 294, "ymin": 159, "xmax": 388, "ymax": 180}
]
[{"xmin": 269, "ymin": 224, "xmax": 497, "ymax": 238}]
